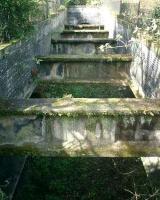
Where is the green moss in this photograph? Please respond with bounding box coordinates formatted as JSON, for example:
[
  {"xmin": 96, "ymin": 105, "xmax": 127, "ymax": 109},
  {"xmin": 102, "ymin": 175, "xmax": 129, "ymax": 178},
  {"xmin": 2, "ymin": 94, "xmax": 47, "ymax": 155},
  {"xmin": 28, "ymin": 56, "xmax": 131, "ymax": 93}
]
[
  {"xmin": 31, "ymin": 82, "xmax": 134, "ymax": 98},
  {"xmin": 0, "ymin": 145, "xmax": 68, "ymax": 157}
]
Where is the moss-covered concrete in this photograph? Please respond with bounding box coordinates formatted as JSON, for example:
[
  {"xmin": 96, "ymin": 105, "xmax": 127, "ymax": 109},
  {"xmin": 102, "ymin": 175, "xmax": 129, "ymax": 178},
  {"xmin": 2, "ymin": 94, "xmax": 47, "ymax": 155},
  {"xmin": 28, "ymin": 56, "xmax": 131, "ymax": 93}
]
[
  {"xmin": 31, "ymin": 81, "xmax": 134, "ymax": 98},
  {"xmin": 0, "ymin": 142, "xmax": 160, "ymax": 157},
  {"xmin": 51, "ymin": 38, "xmax": 117, "ymax": 44},
  {"xmin": 36, "ymin": 54, "xmax": 133, "ymax": 63},
  {"xmin": 0, "ymin": 98, "xmax": 160, "ymax": 117}
]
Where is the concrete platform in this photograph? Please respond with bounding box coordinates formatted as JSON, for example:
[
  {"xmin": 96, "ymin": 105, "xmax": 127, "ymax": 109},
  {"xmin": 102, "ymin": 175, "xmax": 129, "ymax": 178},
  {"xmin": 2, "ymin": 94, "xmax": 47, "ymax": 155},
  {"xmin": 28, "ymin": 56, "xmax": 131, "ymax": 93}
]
[{"xmin": 37, "ymin": 54, "xmax": 132, "ymax": 63}]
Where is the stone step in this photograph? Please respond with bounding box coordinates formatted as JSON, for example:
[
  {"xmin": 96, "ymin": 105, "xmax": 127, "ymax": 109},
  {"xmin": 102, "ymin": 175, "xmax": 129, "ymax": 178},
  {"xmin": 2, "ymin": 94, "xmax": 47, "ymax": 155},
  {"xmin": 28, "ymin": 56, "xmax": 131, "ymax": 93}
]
[
  {"xmin": 31, "ymin": 79, "xmax": 134, "ymax": 98},
  {"xmin": 37, "ymin": 54, "xmax": 132, "ymax": 63},
  {"xmin": 51, "ymin": 38, "xmax": 117, "ymax": 55},
  {"xmin": 0, "ymin": 98, "xmax": 160, "ymax": 154},
  {"xmin": 37, "ymin": 54, "xmax": 132, "ymax": 81},
  {"xmin": 65, "ymin": 24, "xmax": 105, "ymax": 30},
  {"xmin": 61, "ymin": 30, "xmax": 109, "ymax": 39},
  {"xmin": 39, "ymin": 79, "xmax": 128, "ymax": 84}
]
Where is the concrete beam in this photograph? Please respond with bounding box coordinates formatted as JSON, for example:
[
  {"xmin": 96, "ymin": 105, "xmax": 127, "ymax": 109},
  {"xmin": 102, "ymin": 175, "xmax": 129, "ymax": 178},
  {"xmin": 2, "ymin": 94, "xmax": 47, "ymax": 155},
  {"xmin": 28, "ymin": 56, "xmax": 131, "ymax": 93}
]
[
  {"xmin": 0, "ymin": 98, "xmax": 160, "ymax": 116},
  {"xmin": 37, "ymin": 54, "xmax": 133, "ymax": 63}
]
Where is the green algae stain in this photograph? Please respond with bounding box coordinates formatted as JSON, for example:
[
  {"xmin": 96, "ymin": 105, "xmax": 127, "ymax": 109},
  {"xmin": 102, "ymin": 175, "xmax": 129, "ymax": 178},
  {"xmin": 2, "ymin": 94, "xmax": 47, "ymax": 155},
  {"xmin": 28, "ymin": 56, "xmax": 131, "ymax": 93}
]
[{"xmin": 31, "ymin": 82, "xmax": 135, "ymax": 98}]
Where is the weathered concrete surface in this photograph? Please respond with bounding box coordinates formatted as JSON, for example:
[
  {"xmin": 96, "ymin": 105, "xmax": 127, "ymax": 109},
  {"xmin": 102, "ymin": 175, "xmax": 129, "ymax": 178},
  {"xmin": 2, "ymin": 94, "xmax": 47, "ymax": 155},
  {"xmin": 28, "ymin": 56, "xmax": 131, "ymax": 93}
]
[
  {"xmin": 2, "ymin": 98, "xmax": 160, "ymax": 116},
  {"xmin": 51, "ymin": 38, "xmax": 117, "ymax": 55},
  {"xmin": 0, "ymin": 116, "xmax": 44, "ymax": 146},
  {"xmin": 38, "ymin": 62, "xmax": 130, "ymax": 81},
  {"xmin": 37, "ymin": 54, "xmax": 133, "ymax": 62},
  {"xmin": 31, "ymin": 80, "xmax": 134, "ymax": 98},
  {"xmin": 115, "ymin": 17, "xmax": 160, "ymax": 98},
  {"xmin": 65, "ymin": 24, "xmax": 105, "ymax": 30},
  {"xmin": 0, "ymin": 98, "xmax": 160, "ymax": 153},
  {"xmin": 61, "ymin": 30, "xmax": 109, "ymax": 39},
  {"xmin": 37, "ymin": 54, "xmax": 131, "ymax": 81}
]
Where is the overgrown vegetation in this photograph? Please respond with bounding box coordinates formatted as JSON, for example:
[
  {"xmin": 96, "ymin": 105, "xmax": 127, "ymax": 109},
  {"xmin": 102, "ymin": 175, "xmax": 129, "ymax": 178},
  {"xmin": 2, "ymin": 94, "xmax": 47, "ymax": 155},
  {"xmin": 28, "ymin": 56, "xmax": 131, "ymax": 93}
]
[
  {"xmin": 120, "ymin": 3, "xmax": 160, "ymax": 40},
  {"xmin": 0, "ymin": 0, "xmax": 39, "ymax": 43},
  {"xmin": 14, "ymin": 157, "xmax": 160, "ymax": 200},
  {"xmin": 0, "ymin": 189, "xmax": 7, "ymax": 200},
  {"xmin": 153, "ymin": 6, "xmax": 160, "ymax": 19},
  {"xmin": 64, "ymin": 0, "xmax": 101, "ymax": 6}
]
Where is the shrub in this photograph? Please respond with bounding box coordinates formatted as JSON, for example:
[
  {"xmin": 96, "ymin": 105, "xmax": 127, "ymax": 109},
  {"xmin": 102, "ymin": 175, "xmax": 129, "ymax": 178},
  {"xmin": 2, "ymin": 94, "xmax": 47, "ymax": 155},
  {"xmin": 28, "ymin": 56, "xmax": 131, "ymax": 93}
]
[
  {"xmin": 153, "ymin": 6, "xmax": 160, "ymax": 18},
  {"xmin": 0, "ymin": 0, "xmax": 39, "ymax": 42}
]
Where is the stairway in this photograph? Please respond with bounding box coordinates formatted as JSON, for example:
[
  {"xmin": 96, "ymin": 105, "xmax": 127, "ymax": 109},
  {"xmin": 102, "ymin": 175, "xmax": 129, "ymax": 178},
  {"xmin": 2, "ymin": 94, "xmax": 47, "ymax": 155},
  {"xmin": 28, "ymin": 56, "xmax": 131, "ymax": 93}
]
[
  {"xmin": 37, "ymin": 24, "xmax": 133, "ymax": 96},
  {"xmin": 33, "ymin": 23, "xmax": 139, "ymax": 151}
]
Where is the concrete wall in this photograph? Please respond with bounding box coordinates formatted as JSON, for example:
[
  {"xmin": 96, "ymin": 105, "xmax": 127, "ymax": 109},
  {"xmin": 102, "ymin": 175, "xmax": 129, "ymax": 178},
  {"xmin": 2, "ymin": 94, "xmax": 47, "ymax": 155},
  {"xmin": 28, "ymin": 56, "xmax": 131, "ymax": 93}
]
[
  {"xmin": 0, "ymin": 114, "xmax": 160, "ymax": 151},
  {"xmin": 67, "ymin": 2, "xmax": 121, "ymax": 38},
  {"xmin": 38, "ymin": 61, "xmax": 131, "ymax": 81},
  {"xmin": 0, "ymin": 11, "xmax": 66, "ymax": 99},
  {"xmin": 115, "ymin": 18, "xmax": 160, "ymax": 98}
]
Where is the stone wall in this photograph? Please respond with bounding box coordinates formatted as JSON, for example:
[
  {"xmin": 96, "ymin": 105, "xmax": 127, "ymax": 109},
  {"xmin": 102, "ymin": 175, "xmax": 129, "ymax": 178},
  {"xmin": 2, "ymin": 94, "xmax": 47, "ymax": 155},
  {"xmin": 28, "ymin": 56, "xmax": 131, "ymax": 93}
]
[{"xmin": 0, "ymin": 10, "xmax": 66, "ymax": 99}]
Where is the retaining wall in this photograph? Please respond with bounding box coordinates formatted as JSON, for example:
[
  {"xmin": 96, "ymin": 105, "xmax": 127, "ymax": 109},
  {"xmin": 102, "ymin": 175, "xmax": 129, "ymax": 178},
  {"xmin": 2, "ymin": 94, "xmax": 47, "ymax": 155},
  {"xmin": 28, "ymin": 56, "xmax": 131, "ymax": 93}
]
[
  {"xmin": 0, "ymin": 98, "xmax": 160, "ymax": 155},
  {"xmin": 0, "ymin": 10, "xmax": 66, "ymax": 99},
  {"xmin": 115, "ymin": 18, "xmax": 160, "ymax": 98}
]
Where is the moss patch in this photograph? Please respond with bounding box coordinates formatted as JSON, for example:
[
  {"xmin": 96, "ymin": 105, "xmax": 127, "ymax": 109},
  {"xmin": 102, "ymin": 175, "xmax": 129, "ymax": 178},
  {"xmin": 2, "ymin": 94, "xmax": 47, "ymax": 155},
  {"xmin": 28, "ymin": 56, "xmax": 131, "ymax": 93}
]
[{"xmin": 31, "ymin": 82, "xmax": 134, "ymax": 98}]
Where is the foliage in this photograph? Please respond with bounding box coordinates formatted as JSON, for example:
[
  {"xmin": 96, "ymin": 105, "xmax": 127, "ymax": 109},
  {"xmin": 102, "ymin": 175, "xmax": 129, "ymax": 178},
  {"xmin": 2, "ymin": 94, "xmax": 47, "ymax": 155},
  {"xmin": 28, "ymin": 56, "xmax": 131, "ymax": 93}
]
[
  {"xmin": 0, "ymin": 0, "xmax": 39, "ymax": 42},
  {"xmin": 64, "ymin": 0, "xmax": 101, "ymax": 6},
  {"xmin": 153, "ymin": 6, "xmax": 160, "ymax": 19},
  {"xmin": 0, "ymin": 188, "xmax": 7, "ymax": 200},
  {"xmin": 14, "ymin": 157, "xmax": 158, "ymax": 200},
  {"xmin": 31, "ymin": 82, "xmax": 134, "ymax": 98}
]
